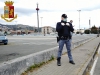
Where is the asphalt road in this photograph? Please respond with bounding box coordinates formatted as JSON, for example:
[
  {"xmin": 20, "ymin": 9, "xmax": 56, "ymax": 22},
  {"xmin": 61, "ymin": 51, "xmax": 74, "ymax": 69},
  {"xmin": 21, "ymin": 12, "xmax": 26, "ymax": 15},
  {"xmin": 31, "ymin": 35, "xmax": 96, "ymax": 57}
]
[{"xmin": 0, "ymin": 34, "xmax": 96, "ymax": 64}]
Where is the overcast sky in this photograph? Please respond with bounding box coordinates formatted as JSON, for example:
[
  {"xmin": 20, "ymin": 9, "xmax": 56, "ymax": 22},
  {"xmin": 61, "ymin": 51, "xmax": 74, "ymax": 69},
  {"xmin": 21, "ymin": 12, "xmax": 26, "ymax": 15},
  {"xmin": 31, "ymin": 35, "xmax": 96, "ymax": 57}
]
[{"xmin": 0, "ymin": 0, "xmax": 100, "ymax": 29}]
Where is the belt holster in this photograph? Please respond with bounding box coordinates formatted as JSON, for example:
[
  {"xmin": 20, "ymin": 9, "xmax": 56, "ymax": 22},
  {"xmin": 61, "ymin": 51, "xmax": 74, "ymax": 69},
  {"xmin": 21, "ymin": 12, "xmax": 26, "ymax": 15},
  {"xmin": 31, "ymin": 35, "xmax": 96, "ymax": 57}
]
[{"xmin": 60, "ymin": 36, "xmax": 69, "ymax": 40}]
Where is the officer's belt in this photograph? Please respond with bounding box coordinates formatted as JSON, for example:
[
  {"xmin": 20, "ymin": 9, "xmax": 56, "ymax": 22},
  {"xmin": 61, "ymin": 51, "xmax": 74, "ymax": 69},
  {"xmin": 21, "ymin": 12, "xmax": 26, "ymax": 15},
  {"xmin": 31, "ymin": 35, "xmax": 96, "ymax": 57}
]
[{"xmin": 60, "ymin": 36, "xmax": 69, "ymax": 40}]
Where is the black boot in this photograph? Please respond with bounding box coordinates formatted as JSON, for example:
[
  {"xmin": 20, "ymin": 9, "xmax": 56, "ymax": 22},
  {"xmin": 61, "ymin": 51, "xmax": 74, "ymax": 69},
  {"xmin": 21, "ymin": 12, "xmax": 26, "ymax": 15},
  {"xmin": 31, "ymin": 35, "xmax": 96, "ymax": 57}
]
[
  {"xmin": 69, "ymin": 61, "xmax": 75, "ymax": 65},
  {"xmin": 57, "ymin": 57, "xmax": 61, "ymax": 66}
]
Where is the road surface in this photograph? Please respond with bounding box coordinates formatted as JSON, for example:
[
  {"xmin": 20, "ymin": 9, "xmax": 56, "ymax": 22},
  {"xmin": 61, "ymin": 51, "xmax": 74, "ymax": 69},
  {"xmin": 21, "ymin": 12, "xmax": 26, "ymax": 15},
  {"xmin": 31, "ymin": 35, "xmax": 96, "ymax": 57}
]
[{"xmin": 0, "ymin": 34, "xmax": 96, "ymax": 64}]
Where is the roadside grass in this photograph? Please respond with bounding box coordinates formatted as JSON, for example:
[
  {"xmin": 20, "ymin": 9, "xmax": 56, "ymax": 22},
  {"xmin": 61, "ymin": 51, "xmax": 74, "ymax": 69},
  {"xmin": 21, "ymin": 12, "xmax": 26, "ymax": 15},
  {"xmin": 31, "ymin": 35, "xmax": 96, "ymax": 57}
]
[{"xmin": 21, "ymin": 55, "xmax": 55, "ymax": 75}]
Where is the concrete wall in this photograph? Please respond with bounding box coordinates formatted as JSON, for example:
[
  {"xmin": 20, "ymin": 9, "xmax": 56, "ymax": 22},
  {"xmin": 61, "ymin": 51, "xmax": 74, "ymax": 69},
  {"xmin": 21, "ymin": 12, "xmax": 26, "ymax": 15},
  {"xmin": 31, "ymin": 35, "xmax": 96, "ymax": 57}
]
[{"xmin": 0, "ymin": 37, "xmax": 95, "ymax": 75}]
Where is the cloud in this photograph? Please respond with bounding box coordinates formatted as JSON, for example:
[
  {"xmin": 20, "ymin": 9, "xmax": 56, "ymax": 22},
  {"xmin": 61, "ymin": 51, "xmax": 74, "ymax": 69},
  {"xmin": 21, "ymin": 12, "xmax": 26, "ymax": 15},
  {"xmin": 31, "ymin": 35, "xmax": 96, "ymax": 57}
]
[
  {"xmin": 15, "ymin": 8, "xmax": 36, "ymax": 16},
  {"xmin": 0, "ymin": 8, "xmax": 3, "ymax": 14},
  {"xmin": 0, "ymin": 0, "xmax": 18, "ymax": 3},
  {"xmin": 0, "ymin": 18, "xmax": 16, "ymax": 25},
  {"xmin": 81, "ymin": 4, "xmax": 100, "ymax": 11},
  {"xmin": 0, "ymin": 0, "xmax": 100, "ymax": 29},
  {"xmin": 0, "ymin": 7, "xmax": 56, "ymax": 17},
  {"xmin": 1, "ymin": 0, "xmax": 100, "ymax": 15},
  {"xmin": 0, "ymin": 0, "xmax": 6, "ymax": 2},
  {"xmin": 0, "ymin": 19, "xmax": 6, "ymax": 24},
  {"xmin": 15, "ymin": 7, "xmax": 55, "ymax": 16}
]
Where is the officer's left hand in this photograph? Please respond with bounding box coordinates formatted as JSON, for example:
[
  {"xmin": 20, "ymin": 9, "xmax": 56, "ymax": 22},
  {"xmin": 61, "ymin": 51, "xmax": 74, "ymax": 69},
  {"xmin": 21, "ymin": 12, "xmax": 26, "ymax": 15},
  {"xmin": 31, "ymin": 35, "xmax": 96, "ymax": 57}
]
[
  {"xmin": 73, "ymin": 25, "xmax": 75, "ymax": 27},
  {"xmin": 66, "ymin": 23, "xmax": 70, "ymax": 26}
]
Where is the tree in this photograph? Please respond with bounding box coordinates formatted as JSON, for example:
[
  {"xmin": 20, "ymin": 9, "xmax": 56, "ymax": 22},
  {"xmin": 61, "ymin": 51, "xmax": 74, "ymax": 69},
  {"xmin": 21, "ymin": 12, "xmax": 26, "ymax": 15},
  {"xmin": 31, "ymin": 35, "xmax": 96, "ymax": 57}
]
[
  {"xmin": 34, "ymin": 29, "xmax": 38, "ymax": 32},
  {"xmin": 91, "ymin": 25, "xmax": 98, "ymax": 34},
  {"xmin": 84, "ymin": 30, "xmax": 90, "ymax": 34},
  {"xmin": 0, "ymin": 29, "xmax": 2, "ymax": 31},
  {"xmin": 4, "ymin": 31, "xmax": 7, "ymax": 35},
  {"xmin": 84, "ymin": 25, "xmax": 98, "ymax": 34},
  {"xmin": 99, "ymin": 26, "xmax": 100, "ymax": 34}
]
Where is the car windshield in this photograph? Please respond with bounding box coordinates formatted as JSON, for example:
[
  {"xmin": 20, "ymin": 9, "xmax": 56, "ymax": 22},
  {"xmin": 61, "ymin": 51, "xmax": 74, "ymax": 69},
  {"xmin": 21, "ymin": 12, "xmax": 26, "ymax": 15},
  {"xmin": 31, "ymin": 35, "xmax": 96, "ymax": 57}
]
[{"xmin": 0, "ymin": 33, "xmax": 4, "ymax": 36}]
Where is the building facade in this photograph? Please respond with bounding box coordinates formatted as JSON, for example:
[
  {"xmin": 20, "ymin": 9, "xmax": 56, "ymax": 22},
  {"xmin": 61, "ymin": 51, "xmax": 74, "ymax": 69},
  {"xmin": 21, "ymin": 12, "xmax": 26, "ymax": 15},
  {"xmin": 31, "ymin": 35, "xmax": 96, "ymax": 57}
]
[
  {"xmin": 41, "ymin": 26, "xmax": 56, "ymax": 34},
  {"xmin": 74, "ymin": 29, "xmax": 85, "ymax": 34}
]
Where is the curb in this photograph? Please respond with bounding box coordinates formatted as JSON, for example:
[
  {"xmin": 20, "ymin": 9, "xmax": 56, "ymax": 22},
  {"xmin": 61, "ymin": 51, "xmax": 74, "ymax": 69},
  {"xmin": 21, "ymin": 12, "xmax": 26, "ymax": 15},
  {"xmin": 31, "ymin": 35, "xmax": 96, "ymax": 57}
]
[{"xmin": 82, "ymin": 42, "xmax": 100, "ymax": 75}]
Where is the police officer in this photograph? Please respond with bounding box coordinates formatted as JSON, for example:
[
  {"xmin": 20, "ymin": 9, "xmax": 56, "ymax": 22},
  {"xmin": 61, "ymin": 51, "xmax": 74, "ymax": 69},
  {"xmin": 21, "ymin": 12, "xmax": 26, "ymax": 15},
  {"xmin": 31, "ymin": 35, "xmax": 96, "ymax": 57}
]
[{"xmin": 56, "ymin": 14, "xmax": 75, "ymax": 66}]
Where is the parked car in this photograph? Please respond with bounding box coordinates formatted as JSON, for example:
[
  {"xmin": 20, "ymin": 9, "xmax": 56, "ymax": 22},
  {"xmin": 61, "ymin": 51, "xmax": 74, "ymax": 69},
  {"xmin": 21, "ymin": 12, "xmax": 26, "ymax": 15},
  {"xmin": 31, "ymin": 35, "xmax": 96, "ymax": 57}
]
[{"xmin": 0, "ymin": 33, "xmax": 8, "ymax": 45}]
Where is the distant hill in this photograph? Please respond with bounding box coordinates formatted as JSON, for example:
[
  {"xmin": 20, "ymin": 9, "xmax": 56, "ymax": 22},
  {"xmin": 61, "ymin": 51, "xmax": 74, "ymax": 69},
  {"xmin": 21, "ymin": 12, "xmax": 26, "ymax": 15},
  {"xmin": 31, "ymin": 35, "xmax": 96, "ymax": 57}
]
[{"xmin": 0, "ymin": 23, "xmax": 38, "ymax": 31}]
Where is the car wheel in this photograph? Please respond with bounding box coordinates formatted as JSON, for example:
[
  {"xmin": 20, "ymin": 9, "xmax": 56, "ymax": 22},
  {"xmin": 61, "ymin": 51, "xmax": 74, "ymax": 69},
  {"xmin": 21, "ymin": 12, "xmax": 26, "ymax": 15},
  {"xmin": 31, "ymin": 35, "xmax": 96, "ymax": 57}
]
[{"xmin": 4, "ymin": 43, "xmax": 7, "ymax": 45}]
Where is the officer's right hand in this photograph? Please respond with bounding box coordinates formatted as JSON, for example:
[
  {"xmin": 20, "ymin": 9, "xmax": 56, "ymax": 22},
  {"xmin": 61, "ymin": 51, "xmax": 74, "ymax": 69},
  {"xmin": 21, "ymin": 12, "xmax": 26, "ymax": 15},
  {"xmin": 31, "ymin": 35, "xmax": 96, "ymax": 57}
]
[
  {"xmin": 73, "ymin": 25, "xmax": 75, "ymax": 27},
  {"xmin": 61, "ymin": 23, "xmax": 65, "ymax": 26}
]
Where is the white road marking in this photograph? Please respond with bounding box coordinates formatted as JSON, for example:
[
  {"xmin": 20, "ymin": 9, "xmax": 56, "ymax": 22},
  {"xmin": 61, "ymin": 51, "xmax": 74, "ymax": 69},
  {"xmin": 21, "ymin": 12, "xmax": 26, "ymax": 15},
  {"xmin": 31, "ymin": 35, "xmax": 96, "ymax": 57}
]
[{"xmin": 90, "ymin": 47, "xmax": 100, "ymax": 75}]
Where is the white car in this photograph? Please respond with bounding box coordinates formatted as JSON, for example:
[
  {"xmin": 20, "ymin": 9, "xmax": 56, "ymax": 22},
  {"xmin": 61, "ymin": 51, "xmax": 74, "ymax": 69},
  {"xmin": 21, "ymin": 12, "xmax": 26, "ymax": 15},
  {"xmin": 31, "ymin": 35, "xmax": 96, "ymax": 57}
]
[{"xmin": 0, "ymin": 33, "xmax": 8, "ymax": 45}]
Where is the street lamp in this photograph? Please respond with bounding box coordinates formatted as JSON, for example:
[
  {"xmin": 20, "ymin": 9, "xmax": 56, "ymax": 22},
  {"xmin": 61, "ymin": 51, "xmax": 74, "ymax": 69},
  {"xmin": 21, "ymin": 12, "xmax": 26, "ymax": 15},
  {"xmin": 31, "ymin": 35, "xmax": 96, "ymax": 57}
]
[
  {"xmin": 77, "ymin": 10, "xmax": 81, "ymax": 33},
  {"xmin": 40, "ymin": 17, "xmax": 43, "ymax": 27},
  {"xmin": 89, "ymin": 18, "xmax": 91, "ymax": 34},
  {"xmin": 36, "ymin": 3, "xmax": 39, "ymax": 33}
]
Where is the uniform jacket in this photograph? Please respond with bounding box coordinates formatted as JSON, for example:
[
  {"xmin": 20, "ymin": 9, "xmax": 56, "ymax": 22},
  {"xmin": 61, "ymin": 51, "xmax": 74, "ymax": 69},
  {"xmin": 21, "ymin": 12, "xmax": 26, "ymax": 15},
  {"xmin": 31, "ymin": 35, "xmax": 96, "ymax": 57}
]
[{"xmin": 56, "ymin": 20, "xmax": 74, "ymax": 39}]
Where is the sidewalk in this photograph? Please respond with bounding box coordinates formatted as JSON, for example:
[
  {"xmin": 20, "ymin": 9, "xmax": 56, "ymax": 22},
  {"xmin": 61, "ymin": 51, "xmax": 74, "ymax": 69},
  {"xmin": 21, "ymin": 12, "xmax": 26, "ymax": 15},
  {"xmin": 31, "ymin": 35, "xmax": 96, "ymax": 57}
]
[{"xmin": 28, "ymin": 37, "xmax": 100, "ymax": 75}]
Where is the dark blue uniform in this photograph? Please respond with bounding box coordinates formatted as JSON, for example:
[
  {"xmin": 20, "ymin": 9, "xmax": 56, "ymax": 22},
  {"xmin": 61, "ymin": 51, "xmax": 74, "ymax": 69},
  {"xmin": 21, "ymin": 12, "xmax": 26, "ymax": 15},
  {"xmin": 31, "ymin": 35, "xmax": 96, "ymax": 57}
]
[
  {"xmin": 56, "ymin": 20, "xmax": 74, "ymax": 38},
  {"xmin": 56, "ymin": 20, "xmax": 75, "ymax": 66}
]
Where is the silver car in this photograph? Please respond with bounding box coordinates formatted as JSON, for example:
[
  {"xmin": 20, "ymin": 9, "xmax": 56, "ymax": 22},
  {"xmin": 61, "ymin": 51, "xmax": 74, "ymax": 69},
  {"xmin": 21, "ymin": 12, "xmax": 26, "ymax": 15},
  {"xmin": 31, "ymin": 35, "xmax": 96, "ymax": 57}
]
[{"xmin": 0, "ymin": 33, "xmax": 8, "ymax": 45}]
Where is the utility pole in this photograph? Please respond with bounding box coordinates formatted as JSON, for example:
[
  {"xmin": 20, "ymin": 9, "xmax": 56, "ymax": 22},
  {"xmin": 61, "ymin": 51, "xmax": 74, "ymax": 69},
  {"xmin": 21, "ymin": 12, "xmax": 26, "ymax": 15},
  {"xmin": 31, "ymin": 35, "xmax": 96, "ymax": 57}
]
[
  {"xmin": 77, "ymin": 10, "xmax": 81, "ymax": 33},
  {"xmin": 36, "ymin": 3, "xmax": 39, "ymax": 33}
]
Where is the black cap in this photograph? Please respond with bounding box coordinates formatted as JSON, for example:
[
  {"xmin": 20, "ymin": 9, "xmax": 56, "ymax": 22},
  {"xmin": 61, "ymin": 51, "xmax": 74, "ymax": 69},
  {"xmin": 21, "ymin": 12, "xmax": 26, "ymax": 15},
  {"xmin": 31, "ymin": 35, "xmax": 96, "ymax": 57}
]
[{"xmin": 61, "ymin": 14, "xmax": 68, "ymax": 18}]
